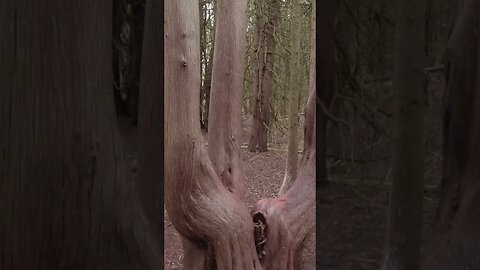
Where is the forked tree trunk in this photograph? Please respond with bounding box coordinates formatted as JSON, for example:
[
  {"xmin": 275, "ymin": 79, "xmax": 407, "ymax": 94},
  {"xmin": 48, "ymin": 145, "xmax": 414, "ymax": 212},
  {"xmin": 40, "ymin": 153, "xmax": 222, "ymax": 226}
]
[
  {"xmin": 422, "ymin": 1, "xmax": 480, "ymax": 269},
  {"xmin": 382, "ymin": 0, "xmax": 426, "ymax": 268},
  {"xmin": 0, "ymin": 1, "xmax": 162, "ymax": 268},
  {"xmin": 164, "ymin": 0, "xmax": 261, "ymax": 268},
  {"xmin": 251, "ymin": 7, "xmax": 316, "ymax": 268},
  {"xmin": 280, "ymin": 0, "xmax": 302, "ymax": 194},
  {"xmin": 248, "ymin": 0, "xmax": 280, "ymax": 153},
  {"xmin": 207, "ymin": 0, "xmax": 248, "ymax": 200}
]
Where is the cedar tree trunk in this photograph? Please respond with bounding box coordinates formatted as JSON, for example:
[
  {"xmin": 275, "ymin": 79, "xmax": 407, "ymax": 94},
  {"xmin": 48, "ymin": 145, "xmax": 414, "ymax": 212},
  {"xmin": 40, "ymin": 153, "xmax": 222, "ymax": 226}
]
[
  {"xmin": 207, "ymin": 0, "xmax": 248, "ymax": 200},
  {"xmin": 0, "ymin": 1, "xmax": 162, "ymax": 268},
  {"xmin": 164, "ymin": 0, "xmax": 261, "ymax": 268}
]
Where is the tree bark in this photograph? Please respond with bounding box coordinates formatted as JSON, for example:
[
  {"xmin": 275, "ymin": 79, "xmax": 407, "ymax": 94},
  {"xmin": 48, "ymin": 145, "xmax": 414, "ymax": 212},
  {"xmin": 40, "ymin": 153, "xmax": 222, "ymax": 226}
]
[
  {"xmin": 280, "ymin": 0, "xmax": 302, "ymax": 194},
  {"xmin": 0, "ymin": 1, "xmax": 162, "ymax": 268},
  {"xmin": 207, "ymin": 0, "xmax": 248, "ymax": 200},
  {"xmin": 382, "ymin": 0, "xmax": 427, "ymax": 269},
  {"xmin": 164, "ymin": 0, "xmax": 261, "ymax": 268},
  {"xmin": 248, "ymin": 0, "xmax": 280, "ymax": 153},
  {"xmin": 422, "ymin": 0, "xmax": 480, "ymax": 269}
]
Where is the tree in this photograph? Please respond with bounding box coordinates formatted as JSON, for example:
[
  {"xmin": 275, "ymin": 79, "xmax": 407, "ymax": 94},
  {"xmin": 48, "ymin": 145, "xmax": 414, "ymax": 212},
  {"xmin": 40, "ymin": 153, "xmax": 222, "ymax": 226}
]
[
  {"xmin": 248, "ymin": 0, "xmax": 280, "ymax": 152},
  {"xmin": 207, "ymin": 0, "xmax": 248, "ymax": 199},
  {"xmin": 279, "ymin": 0, "xmax": 302, "ymax": 194},
  {"xmin": 422, "ymin": 0, "xmax": 480, "ymax": 269},
  {"xmin": 382, "ymin": 0, "xmax": 426, "ymax": 268},
  {"xmin": 163, "ymin": 0, "xmax": 261, "ymax": 268},
  {"xmin": 251, "ymin": 2, "xmax": 316, "ymax": 267},
  {"xmin": 0, "ymin": 1, "xmax": 162, "ymax": 268},
  {"xmin": 315, "ymin": 0, "xmax": 337, "ymax": 188}
]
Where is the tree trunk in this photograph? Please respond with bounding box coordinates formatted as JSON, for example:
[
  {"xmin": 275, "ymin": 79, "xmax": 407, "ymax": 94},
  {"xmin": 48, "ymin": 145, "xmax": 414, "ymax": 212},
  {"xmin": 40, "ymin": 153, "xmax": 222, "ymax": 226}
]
[
  {"xmin": 164, "ymin": 0, "xmax": 261, "ymax": 268},
  {"xmin": 422, "ymin": 1, "xmax": 480, "ymax": 269},
  {"xmin": 207, "ymin": 0, "xmax": 248, "ymax": 200},
  {"xmin": 279, "ymin": 0, "xmax": 302, "ymax": 194},
  {"xmin": 0, "ymin": 1, "xmax": 162, "ymax": 268},
  {"xmin": 252, "ymin": 46, "xmax": 316, "ymax": 270},
  {"xmin": 315, "ymin": 0, "xmax": 337, "ymax": 189},
  {"xmin": 248, "ymin": 0, "xmax": 279, "ymax": 152},
  {"xmin": 382, "ymin": 0, "xmax": 426, "ymax": 269}
]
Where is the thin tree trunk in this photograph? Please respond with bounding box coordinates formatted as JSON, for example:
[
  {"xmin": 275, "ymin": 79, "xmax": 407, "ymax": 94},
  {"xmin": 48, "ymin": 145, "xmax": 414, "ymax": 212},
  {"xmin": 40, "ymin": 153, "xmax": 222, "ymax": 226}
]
[
  {"xmin": 422, "ymin": 1, "xmax": 480, "ymax": 269},
  {"xmin": 280, "ymin": 0, "xmax": 302, "ymax": 194},
  {"xmin": 0, "ymin": 1, "xmax": 161, "ymax": 268},
  {"xmin": 248, "ymin": 0, "xmax": 279, "ymax": 152},
  {"xmin": 382, "ymin": 0, "xmax": 426, "ymax": 268},
  {"xmin": 163, "ymin": 0, "xmax": 261, "ymax": 268}
]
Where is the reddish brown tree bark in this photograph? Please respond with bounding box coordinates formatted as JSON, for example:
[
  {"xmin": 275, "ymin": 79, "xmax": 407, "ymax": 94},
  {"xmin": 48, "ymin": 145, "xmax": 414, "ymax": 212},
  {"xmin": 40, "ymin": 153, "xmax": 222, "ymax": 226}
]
[
  {"xmin": 206, "ymin": 0, "xmax": 249, "ymax": 201},
  {"xmin": 422, "ymin": 0, "xmax": 480, "ymax": 269},
  {"xmin": 164, "ymin": 0, "xmax": 261, "ymax": 268},
  {"xmin": 0, "ymin": 1, "xmax": 162, "ymax": 268}
]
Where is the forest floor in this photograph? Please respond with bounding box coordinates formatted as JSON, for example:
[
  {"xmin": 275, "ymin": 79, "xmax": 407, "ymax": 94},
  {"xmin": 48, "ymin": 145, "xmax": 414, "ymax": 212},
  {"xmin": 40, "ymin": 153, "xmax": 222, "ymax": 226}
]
[
  {"xmin": 163, "ymin": 147, "xmax": 439, "ymax": 270},
  {"xmin": 117, "ymin": 117, "xmax": 439, "ymax": 270}
]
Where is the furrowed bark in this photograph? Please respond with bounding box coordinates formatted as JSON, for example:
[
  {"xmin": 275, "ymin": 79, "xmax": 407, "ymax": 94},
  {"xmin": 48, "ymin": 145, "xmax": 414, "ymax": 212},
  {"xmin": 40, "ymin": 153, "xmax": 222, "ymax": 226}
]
[
  {"xmin": 164, "ymin": 0, "xmax": 261, "ymax": 268},
  {"xmin": 207, "ymin": 0, "xmax": 248, "ymax": 200},
  {"xmin": 0, "ymin": 1, "xmax": 162, "ymax": 268}
]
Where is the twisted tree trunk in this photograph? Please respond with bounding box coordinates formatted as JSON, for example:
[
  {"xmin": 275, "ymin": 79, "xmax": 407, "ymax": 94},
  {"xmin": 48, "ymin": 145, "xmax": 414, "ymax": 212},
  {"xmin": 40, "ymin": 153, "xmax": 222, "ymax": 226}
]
[{"xmin": 164, "ymin": 0, "xmax": 261, "ymax": 268}]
